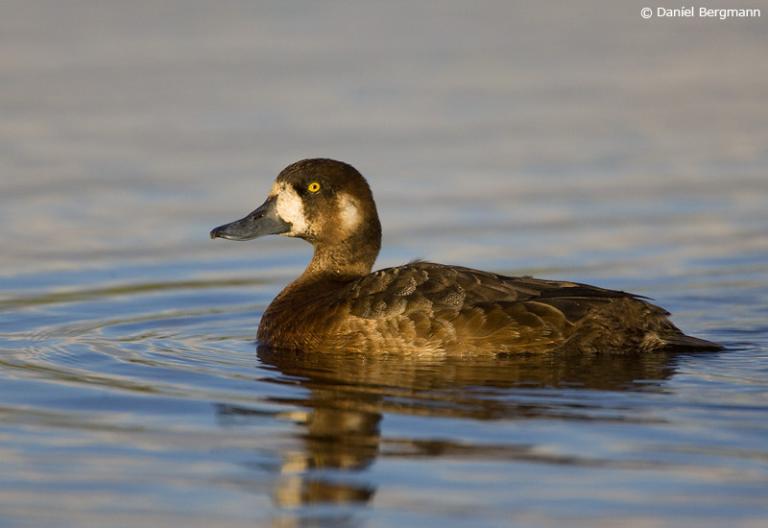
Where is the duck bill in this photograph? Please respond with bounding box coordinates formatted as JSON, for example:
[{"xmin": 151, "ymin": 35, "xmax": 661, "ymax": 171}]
[{"xmin": 210, "ymin": 196, "xmax": 290, "ymax": 241}]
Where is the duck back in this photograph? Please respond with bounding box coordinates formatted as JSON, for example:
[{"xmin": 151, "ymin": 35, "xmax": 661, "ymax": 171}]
[{"xmin": 258, "ymin": 261, "xmax": 721, "ymax": 355}]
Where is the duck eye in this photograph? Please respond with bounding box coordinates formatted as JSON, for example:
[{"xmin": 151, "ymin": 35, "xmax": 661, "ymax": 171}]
[{"xmin": 307, "ymin": 181, "xmax": 321, "ymax": 193}]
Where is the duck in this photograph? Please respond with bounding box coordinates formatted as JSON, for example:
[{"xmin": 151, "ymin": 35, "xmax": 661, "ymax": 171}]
[{"xmin": 210, "ymin": 158, "xmax": 722, "ymax": 355}]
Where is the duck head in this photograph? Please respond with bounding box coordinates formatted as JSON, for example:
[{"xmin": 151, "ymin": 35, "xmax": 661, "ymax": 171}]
[{"xmin": 211, "ymin": 159, "xmax": 382, "ymax": 277}]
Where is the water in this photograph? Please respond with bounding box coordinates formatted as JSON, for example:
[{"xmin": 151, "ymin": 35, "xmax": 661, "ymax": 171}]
[{"xmin": 1, "ymin": 1, "xmax": 767, "ymax": 526}]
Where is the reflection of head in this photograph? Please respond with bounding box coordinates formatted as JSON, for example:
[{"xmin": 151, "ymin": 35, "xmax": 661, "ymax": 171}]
[
  {"xmin": 218, "ymin": 350, "xmax": 385, "ymax": 516},
  {"xmin": 269, "ymin": 383, "xmax": 381, "ymax": 510},
  {"xmin": 216, "ymin": 400, "xmax": 379, "ymax": 509}
]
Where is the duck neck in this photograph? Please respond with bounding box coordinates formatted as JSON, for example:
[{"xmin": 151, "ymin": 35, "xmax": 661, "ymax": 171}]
[
  {"xmin": 303, "ymin": 236, "xmax": 380, "ymax": 282},
  {"xmin": 292, "ymin": 204, "xmax": 382, "ymax": 286}
]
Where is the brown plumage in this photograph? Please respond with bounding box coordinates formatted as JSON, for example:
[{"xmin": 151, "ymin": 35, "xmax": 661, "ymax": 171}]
[{"xmin": 210, "ymin": 158, "xmax": 722, "ymax": 356}]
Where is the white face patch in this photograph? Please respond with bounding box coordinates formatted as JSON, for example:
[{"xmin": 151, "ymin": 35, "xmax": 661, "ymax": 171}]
[
  {"xmin": 337, "ymin": 193, "xmax": 361, "ymax": 234},
  {"xmin": 271, "ymin": 182, "xmax": 308, "ymax": 236}
]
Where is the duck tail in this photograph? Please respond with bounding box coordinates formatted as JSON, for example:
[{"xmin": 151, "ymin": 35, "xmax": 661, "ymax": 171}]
[{"xmin": 659, "ymin": 333, "xmax": 723, "ymax": 351}]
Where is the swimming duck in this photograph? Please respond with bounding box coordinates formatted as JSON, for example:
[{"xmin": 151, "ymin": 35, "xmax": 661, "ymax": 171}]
[{"xmin": 210, "ymin": 158, "xmax": 721, "ymax": 355}]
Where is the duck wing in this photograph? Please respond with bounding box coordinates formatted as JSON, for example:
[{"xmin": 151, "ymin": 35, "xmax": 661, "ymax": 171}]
[
  {"xmin": 344, "ymin": 261, "xmax": 725, "ymax": 353},
  {"xmin": 344, "ymin": 261, "xmax": 646, "ymax": 353}
]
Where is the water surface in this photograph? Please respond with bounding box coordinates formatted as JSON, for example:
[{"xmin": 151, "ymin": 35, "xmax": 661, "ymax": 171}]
[{"xmin": 1, "ymin": 2, "xmax": 767, "ymax": 527}]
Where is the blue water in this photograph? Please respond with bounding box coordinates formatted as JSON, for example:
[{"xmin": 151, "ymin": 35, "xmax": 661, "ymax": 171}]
[{"xmin": 1, "ymin": 2, "xmax": 767, "ymax": 527}]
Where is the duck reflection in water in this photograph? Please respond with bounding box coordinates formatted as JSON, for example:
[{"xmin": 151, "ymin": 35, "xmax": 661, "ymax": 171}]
[{"xmin": 216, "ymin": 346, "xmax": 682, "ymax": 524}]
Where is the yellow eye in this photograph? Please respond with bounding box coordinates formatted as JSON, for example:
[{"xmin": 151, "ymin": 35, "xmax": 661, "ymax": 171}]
[{"xmin": 307, "ymin": 181, "xmax": 321, "ymax": 193}]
